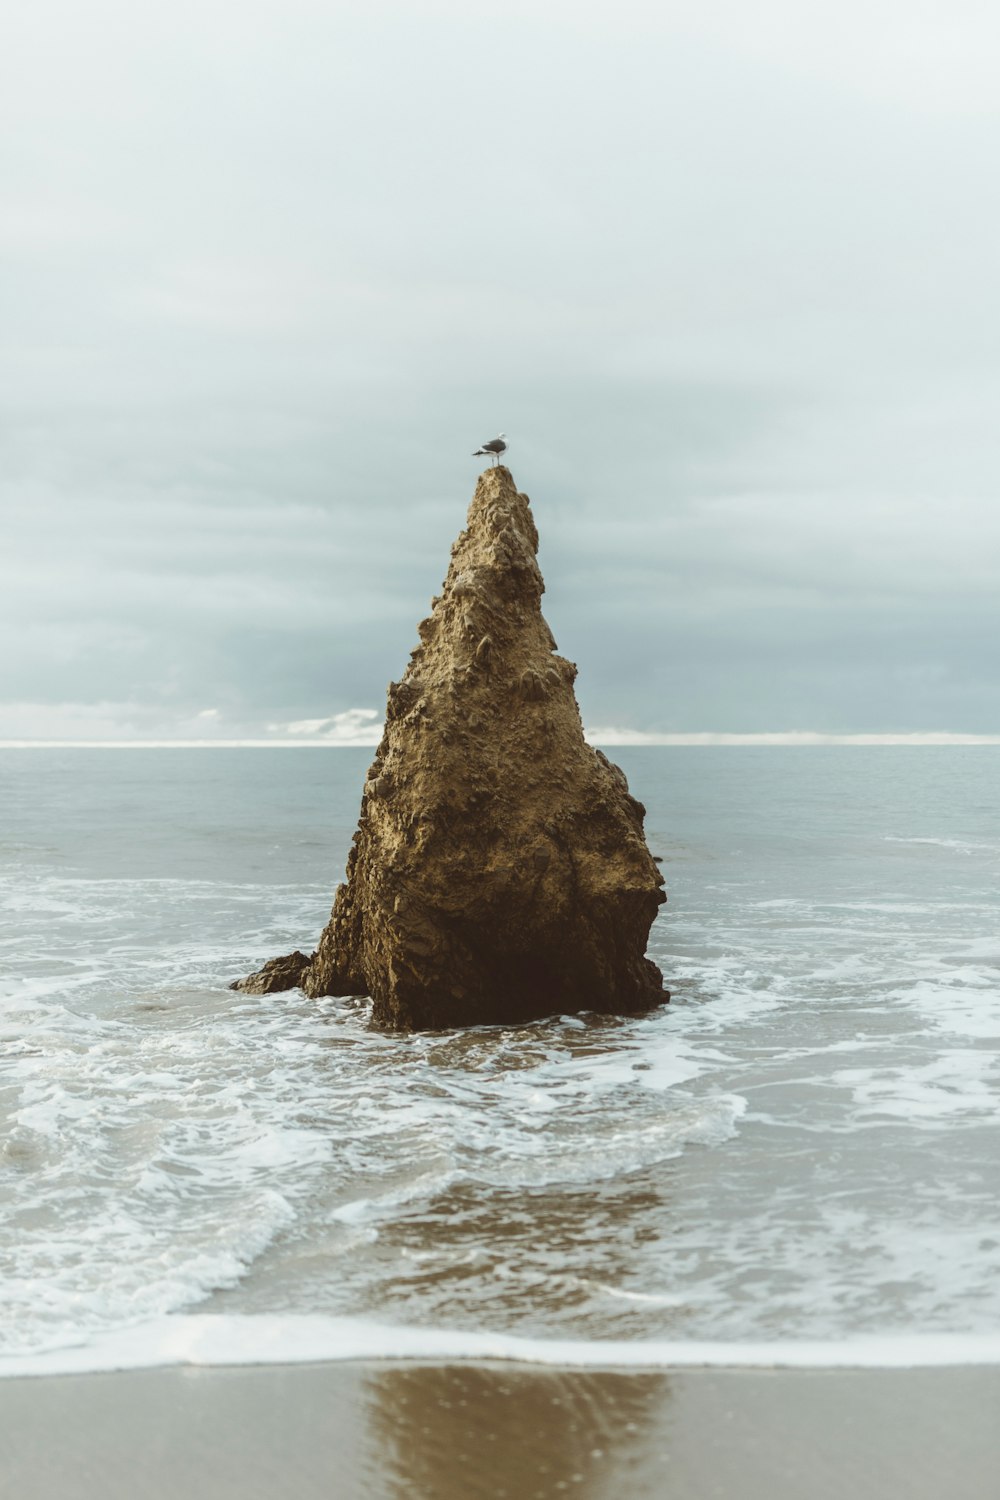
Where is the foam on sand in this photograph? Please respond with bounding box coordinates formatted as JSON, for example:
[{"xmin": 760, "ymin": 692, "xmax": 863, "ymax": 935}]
[{"xmin": 5, "ymin": 1314, "xmax": 1000, "ymax": 1379}]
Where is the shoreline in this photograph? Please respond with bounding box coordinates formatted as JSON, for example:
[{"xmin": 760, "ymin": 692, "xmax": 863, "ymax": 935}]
[
  {"xmin": 7, "ymin": 1313, "xmax": 1000, "ymax": 1381},
  {"xmin": 3, "ymin": 1358, "xmax": 1000, "ymax": 1499}
]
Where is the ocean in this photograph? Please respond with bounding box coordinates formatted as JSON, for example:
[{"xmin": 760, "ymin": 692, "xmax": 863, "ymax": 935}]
[{"xmin": 2, "ymin": 746, "xmax": 999, "ymax": 1376}]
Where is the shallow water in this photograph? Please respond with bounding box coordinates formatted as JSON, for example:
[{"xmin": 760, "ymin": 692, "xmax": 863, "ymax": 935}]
[{"xmin": 1, "ymin": 747, "xmax": 999, "ymax": 1370}]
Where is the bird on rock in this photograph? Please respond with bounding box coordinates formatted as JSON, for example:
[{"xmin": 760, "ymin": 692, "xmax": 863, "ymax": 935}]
[{"xmin": 473, "ymin": 433, "xmax": 507, "ymax": 465}]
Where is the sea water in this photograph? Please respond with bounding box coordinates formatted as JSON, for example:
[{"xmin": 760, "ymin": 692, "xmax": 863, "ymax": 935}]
[{"xmin": 1, "ymin": 747, "xmax": 998, "ymax": 1374}]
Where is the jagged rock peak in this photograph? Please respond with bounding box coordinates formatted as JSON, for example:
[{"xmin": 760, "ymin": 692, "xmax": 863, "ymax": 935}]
[{"xmin": 233, "ymin": 464, "xmax": 669, "ymax": 1029}]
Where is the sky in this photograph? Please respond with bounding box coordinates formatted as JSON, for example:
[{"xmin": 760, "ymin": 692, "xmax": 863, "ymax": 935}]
[{"xmin": 3, "ymin": 0, "xmax": 999, "ymax": 743}]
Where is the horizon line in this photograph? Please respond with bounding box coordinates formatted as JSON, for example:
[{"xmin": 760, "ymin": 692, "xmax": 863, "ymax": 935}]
[{"xmin": 2, "ymin": 732, "xmax": 1000, "ymax": 749}]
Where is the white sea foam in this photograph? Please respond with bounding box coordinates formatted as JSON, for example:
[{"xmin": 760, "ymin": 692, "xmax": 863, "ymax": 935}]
[
  {"xmin": 900, "ymin": 975, "xmax": 1000, "ymax": 1039},
  {"xmin": 884, "ymin": 836, "xmax": 1000, "ymax": 856},
  {"xmin": 4, "ymin": 1314, "xmax": 1000, "ymax": 1380},
  {"xmin": 831, "ymin": 1052, "xmax": 1000, "ymax": 1122},
  {"xmin": 0, "ymin": 920, "xmax": 753, "ymax": 1356},
  {"xmin": 4, "ymin": 749, "xmax": 1000, "ymax": 1365}
]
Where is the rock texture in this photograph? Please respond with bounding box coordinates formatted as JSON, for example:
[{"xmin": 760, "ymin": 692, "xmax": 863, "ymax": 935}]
[{"xmin": 234, "ymin": 466, "xmax": 668, "ymax": 1029}]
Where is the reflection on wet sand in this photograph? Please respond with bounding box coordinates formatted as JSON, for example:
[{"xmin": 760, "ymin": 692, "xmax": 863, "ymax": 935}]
[
  {"xmin": 366, "ymin": 1363, "xmax": 671, "ymax": 1500},
  {"xmin": 3, "ymin": 1362, "xmax": 1000, "ymax": 1499},
  {"xmin": 360, "ymin": 1177, "xmax": 684, "ymax": 1339},
  {"xmin": 363, "ymin": 1364, "xmax": 1000, "ymax": 1500}
]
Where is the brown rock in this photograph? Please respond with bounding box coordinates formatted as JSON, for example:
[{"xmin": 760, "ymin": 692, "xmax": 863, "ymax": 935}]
[
  {"xmin": 233, "ymin": 466, "xmax": 669, "ymax": 1029},
  {"xmin": 231, "ymin": 950, "xmax": 311, "ymax": 995}
]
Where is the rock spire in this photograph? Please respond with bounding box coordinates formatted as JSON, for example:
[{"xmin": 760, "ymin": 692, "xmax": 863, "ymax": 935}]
[{"xmin": 234, "ymin": 466, "xmax": 668, "ymax": 1029}]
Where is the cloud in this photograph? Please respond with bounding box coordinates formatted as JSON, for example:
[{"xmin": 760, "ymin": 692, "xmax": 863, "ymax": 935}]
[
  {"xmin": 0, "ymin": 700, "xmax": 388, "ymax": 746},
  {"xmin": 271, "ymin": 708, "xmax": 384, "ymax": 745},
  {"xmin": 0, "ymin": 699, "xmax": 222, "ymax": 742},
  {"xmin": 2, "ymin": 1, "xmax": 1000, "ymax": 737},
  {"xmin": 586, "ymin": 728, "xmax": 1000, "ymax": 747}
]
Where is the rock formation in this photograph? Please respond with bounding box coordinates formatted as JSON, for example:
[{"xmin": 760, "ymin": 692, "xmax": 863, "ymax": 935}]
[{"xmin": 234, "ymin": 466, "xmax": 668, "ymax": 1029}]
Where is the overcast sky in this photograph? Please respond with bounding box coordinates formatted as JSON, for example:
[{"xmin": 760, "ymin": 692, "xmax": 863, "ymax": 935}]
[{"xmin": 4, "ymin": 0, "xmax": 999, "ymax": 742}]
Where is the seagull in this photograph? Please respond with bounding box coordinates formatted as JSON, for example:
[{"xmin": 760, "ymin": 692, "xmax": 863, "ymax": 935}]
[{"xmin": 472, "ymin": 433, "xmax": 507, "ymax": 466}]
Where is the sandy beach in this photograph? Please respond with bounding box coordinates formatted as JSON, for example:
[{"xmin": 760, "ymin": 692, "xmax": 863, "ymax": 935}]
[{"xmin": 4, "ymin": 1360, "xmax": 1000, "ymax": 1500}]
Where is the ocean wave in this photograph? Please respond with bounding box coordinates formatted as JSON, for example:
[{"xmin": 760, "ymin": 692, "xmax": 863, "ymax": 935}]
[
  {"xmin": 883, "ymin": 836, "xmax": 1000, "ymax": 856},
  {"xmin": 4, "ymin": 1313, "xmax": 1000, "ymax": 1380},
  {"xmin": 4, "ymin": 791, "xmax": 1000, "ymax": 1360}
]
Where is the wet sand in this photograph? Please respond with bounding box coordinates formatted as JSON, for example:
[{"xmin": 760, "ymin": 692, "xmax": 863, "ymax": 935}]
[{"xmin": 3, "ymin": 1361, "xmax": 1000, "ymax": 1499}]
